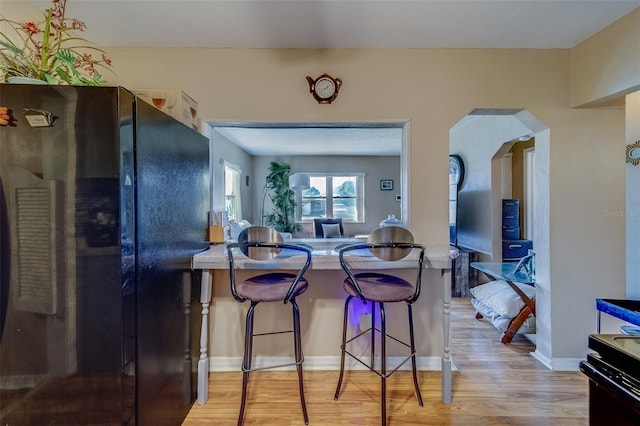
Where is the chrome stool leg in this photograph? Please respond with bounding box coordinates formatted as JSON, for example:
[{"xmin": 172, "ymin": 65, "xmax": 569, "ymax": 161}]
[
  {"xmin": 371, "ymin": 301, "xmax": 376, "ymax": 371},
  {"xmin": 291, "ymin": 299, "xmax": 309, "ymax": 424},
  {"xmin": 408, "ymin": 303, "xmax": 423, "ymax": 406},
  {"xmin": 333, "ymin": 234, "xmax": 426, "ymax": 426},
  {"xmin": 334, "ymin": 295, "xmax": 352, "ymax": 399},
  {"xmin": 380, "ymin": 302, "xmax": 387, "ymax": 426},
  {"xmin": 238, "ymin": 302, "xmax": 257, "ymax": 426},
  {"xmin": 334, "ymin": 298, "xmax": 423, "ymax": 426}
]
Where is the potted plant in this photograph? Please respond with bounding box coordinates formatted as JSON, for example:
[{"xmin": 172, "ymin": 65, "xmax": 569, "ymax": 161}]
[
  {"xmin": 0, "ymin": 0, "xmax": 113, "ymax": 85},
  {"xmin": 264, "ymin": 161, "xmax": 302, "ymax": 233}
]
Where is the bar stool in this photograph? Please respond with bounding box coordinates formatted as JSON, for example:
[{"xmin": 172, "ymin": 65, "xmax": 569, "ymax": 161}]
[
  {"xmin": 333, "ymin": 226, "xmax": 425, "ymax": 426},
  {"xmin": 226, "ymin": 226, "xmax": 312, "ymax": 426}
]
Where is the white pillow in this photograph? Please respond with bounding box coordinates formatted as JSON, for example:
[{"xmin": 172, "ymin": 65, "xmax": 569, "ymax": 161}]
[
  {"xmin": 471, "ymin": 297, "xmax": 536, "ymax": 334},
  {"xmin": 228, "ymin": 220, "xmax": 252, "ymax": 239},
  {"xmin": 322, "ymin": 223, "xmax": 342, "ymax": 238},
  {"xmin": 470, "ymin": 279, "xmax": 535, "ymax": 318}
]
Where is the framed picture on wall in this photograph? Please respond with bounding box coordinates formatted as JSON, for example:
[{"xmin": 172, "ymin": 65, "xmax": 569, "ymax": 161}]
[{"xmin": 380, "ymin": 179, "xmax": 393, "ymax": 190}]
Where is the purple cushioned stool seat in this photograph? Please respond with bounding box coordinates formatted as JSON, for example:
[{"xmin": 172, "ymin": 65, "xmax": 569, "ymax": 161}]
[
  {"xmin": 344, "ymin": 272, "xmax": 414, "ymax": 302},
  {"xmin": 238, "ymin": 273, "xmax": 309, "ymax": 303}
]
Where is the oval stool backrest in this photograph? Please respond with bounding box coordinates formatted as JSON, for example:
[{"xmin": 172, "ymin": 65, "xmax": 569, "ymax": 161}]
[
  {"xmin": 237, "ymin": 226, "xmax": 284, "ymax": 260},
  {"xmin": 367, "ymin": 226, "xmax": 414, "ymax": 261}
]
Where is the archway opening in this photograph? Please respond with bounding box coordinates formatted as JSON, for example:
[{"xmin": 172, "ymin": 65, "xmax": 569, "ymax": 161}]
[{"xmin": 449, "ymin": 109, "xmax": 551, "ymax": 363}]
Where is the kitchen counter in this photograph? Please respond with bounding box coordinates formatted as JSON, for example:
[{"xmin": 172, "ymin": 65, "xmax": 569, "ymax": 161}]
[
  {"xmin": 191, "ymin": 242, "xmax": 458, "ymax": 406},
  {"xmin": 192, "ymin": 241, "xmax": 455, "ymax": 270}
]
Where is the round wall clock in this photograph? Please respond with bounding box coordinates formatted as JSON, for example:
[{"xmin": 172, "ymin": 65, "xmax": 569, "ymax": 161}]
[
  {"xmin": 449, "ymin": 154, "xmax": 465, "ymax": 190},
  {"xmin": 306, "ymin": 73, "xmax": 342, "ymax": 104}
]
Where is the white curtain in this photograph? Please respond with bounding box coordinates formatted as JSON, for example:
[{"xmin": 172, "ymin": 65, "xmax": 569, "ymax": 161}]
[{"xmin": 224, "ymin": 161, "xmax": 243, "ymax": 221}]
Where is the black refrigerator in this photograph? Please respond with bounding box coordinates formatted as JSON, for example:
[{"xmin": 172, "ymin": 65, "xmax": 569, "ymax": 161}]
[{"xmin": 0, "ymin": 85, "xmax": 210, "ymax": 425}]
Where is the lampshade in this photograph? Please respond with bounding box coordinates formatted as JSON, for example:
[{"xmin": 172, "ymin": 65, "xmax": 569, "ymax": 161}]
[{"xmin": 289, "ymin": 173, "xmax": 310, "ymax": 191}]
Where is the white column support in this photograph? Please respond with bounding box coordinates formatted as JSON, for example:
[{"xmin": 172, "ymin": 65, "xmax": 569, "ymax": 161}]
[
  {"xmin": 441, "ymin": 268, "xmax": 452, "ymax": 404},
  {"xmin": 197, "ymin": 270, "xmax": 212, "ymax": 405},
  {"xmin": 182, "ymin": 272, "xmax": 193, "ymax": 404}
]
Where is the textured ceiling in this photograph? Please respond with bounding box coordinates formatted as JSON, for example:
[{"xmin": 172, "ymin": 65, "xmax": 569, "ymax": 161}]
[
  {"xmin": 214, "ymin": 125, "xmax": 403, "ymax": 156},
  {"xmin": 25, "ymin": 0, "xmax": 640, "ymax": 49}
]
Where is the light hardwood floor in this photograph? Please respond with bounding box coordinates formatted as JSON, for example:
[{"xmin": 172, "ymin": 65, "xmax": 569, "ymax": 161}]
[{"xmin": 182, "ymin": 298, "xmax": 589, "ymax": 425}]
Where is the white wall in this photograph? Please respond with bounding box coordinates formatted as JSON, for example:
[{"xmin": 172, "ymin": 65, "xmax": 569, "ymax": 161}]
[
  {"xmin": 253, "ymin": 155, "xmax": 401, "ymax": 236},
  {"xmin": 571, "ymin": 9, "xmax": 640, "ymax": 107},
  {"xmin": 626, "ymin": 91, "xmax": 640, "ymax": 298},
  {"xmin": 95, "ymin": 46, "xmax": 627, "ymax": 363}
]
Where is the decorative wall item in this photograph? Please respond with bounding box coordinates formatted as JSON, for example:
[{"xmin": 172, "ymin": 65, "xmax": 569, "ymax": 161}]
[
  {"xmin": 306, "ymin": 73, "xmax": 342, "ymax": 104},
  {"xmin": 0, "ymin": 106, "xmax": 9, "ymax": 125},
  {"xmin": 449, "ymin": 154, "xmax": 465, "ymax": 189},
  {"xmin": 133, "ymin": 89, "xmax": 199, "ymax": 130},
  {"xmin": 626, "ymin": 140, "xmax": 640, "ymax": 166},
  {"xmin": 380, "ymin": 179, "xmax": 393, "ymax": 190}
]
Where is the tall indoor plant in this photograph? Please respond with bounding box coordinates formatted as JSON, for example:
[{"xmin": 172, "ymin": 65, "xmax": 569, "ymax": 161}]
[
  {"xmin": 0, "ymin": 0, "xmax": 112, "ymax": 85},
  {"xmin": 264, "ymin": 161, "xmax": 302, "ymax": 233}
]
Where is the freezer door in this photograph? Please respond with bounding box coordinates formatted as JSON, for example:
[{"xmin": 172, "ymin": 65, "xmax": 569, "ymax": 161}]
[{"xmin": 134, "ymin": 98, "xmax": 209, "ymax": 425}]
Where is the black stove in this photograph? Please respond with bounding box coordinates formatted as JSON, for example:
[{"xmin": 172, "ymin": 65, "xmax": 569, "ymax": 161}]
[{"xmin": 580, "ymin": 334, "xmax": 640, "ymax": 425}]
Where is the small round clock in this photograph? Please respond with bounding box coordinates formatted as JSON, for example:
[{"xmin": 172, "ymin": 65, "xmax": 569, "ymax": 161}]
[
  {"xmin": 449, "ymin": 154, "xmax": 465, "ymax": 190},
  {"xmin": 306, "ymin": 73, "xmax": 342, "ymax": 104}
]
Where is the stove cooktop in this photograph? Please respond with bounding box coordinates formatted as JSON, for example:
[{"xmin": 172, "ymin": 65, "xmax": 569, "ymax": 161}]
[{"xmin": 589, "ymin": 334, "xmax": 640, "ymax": 378}]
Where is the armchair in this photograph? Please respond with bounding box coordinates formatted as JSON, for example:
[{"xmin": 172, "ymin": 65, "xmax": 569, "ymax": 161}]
[{"xmin": 313, "ymin": 218, "xmax": 344, "ymax": 238}]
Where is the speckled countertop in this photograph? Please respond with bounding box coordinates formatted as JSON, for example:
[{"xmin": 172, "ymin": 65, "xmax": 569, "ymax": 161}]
[{"xmin": 192, "ymin": 240, "xmax": 457, "ymax": 270}]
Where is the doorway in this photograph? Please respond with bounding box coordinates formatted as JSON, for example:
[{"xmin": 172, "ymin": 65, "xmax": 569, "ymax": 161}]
[{"xmin": 449, "ymin": 109, "xmax": 551, "ymax": 364}]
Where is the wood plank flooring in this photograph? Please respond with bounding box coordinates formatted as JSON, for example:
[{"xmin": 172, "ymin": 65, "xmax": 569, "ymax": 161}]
[{"xmin": 182, "ymin": 298, "xmax": 589, "ymax": 425}]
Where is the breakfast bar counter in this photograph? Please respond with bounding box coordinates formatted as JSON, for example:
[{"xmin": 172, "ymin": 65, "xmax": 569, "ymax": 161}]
[
  {"xmin": 191, "ymin": 241, "xmax": 457, "ymax": 405},
  {"xmin": 192, "ymin": 239, "xmax": 455, "ymax": 270}
]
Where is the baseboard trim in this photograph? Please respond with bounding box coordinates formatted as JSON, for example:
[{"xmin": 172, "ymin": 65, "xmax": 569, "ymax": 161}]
[
  {"xmin": 209, "ymin": 355, "xmax": 446, "ymax": 372},
  {"xmin": 531, "ymin": 350, "xmax": 581, "ymax": 371},
  {"xmin": 549, "ymin": 357, "xmax": 583, "ymax": 371},
  {"xmin": 531, "ymin": 349, "xmax": 552, "ymax": 369}
]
